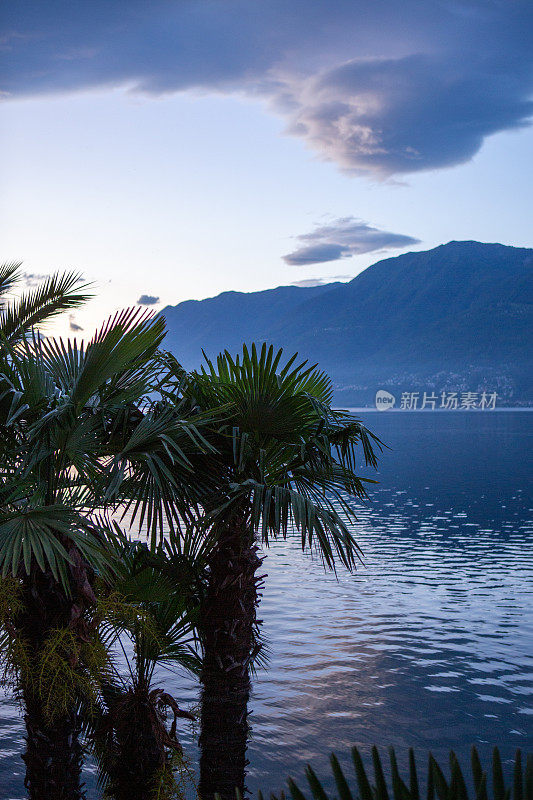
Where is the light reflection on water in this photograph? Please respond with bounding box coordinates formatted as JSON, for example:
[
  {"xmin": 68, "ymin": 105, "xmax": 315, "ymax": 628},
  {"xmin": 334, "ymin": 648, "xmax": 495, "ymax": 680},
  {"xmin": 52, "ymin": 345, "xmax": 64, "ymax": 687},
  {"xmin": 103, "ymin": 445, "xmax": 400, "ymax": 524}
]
[{"xmin": 1, "ymin": 412, "xmax": 532, "ymax": 798}]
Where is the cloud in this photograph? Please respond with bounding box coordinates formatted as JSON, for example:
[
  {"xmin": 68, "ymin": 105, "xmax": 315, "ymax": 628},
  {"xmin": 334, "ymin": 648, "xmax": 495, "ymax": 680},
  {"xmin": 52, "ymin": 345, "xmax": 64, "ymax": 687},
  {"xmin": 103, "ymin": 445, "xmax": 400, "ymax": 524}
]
[
  {"xmin": 69, "ymin": 314, "xmax": 83, "ymax": 332},
  {"xmin": 21, "ymin": 271, "xmax": 48, "ymax": 287},
  {"xmin": 1, "ymin": 1, "xmax": 532, "ymax": 177},
  {"xmin": 286, "ymin": 243, "xmax": 346, "ymax": 266},
  {"xmin": 137, "ymin": 294, "xmax": 160, "ymax": 306},
  {"xmin": 291, "ymin": 275, "xmax": 353, "ymax": 287},
  {"xmin": 278, "ymin": 54, "xmax": 533, "ymax": 177},
  {"xmin": 283, "ymin": 218, "xmax": 420, "ymax": 265}
]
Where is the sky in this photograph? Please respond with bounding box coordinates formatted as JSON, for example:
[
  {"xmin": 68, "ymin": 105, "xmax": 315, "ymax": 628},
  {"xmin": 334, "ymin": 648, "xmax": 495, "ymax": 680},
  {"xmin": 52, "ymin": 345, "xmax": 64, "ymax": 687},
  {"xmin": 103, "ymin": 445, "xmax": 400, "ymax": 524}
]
[{"xmin": 1, "ymin": 0, "xmax": 532, "ymax": 335}]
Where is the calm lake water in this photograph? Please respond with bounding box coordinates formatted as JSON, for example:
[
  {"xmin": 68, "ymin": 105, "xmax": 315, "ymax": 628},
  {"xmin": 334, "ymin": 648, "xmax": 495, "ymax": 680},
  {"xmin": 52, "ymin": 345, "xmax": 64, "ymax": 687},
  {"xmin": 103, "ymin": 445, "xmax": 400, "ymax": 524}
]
[{"xmin": 1, "ymin": 411, "xmax": 532, "ymax": 798}]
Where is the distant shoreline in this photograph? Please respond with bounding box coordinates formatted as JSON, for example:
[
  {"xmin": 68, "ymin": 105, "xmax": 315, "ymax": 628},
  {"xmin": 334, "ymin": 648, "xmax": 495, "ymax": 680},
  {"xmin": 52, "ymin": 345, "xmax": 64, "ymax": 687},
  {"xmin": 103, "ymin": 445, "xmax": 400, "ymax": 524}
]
[{"xmin": 345, "ymin": 407, "xmax": 533, "ymax": 413}]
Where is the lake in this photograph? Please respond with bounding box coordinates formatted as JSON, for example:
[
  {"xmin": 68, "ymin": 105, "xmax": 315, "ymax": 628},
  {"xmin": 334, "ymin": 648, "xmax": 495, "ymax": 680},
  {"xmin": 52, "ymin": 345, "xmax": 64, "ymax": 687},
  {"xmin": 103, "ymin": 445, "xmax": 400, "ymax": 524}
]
[{"xmin": 1, "ymin": 411, "xmax": 532, "ymax": 798}]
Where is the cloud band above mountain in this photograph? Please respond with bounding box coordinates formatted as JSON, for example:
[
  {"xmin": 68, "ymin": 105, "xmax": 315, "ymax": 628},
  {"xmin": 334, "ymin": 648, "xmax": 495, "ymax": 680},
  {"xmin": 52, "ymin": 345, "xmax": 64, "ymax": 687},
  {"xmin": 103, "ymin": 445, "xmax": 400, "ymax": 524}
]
[
  {"xmin": 1, "ymin": 1, "xmax": 532, "ymax": 177},
  {"xmin": 283, "ymin": 218, "xmax": 420, "ymax": 265}
]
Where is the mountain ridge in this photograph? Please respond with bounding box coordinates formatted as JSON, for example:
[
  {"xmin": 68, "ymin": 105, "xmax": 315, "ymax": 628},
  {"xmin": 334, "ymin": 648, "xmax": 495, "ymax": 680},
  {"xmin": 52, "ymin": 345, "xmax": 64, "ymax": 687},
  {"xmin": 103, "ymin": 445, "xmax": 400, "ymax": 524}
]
[{"xmin": 161, "ymin": 241, "xmax": 532, "ymax": 405}]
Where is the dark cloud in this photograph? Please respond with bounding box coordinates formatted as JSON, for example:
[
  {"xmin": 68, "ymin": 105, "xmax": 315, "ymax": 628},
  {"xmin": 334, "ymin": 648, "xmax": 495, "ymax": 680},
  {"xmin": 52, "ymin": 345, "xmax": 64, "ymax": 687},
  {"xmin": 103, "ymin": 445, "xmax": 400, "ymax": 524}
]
[
  {"xmin": 1, "ymin": 1, "xmax": 532, "ymax": 177},
  {"xmin": 286, "ymin": 243, "xmax": 346, "ymax": 266},
  {"xmin": 69, "ymin": 314, "xmax": 83, "ymax": 332},
  {"xmin": 284, "ymin": 218, "xmax": 420, "ymax": 265},
  {"xmin": 279, "ymin": 54, "xmax": 533, "ymax": 177},
  {"xmin": 137, "ymin": 294, "xmax": 160, "ymax": 306}
]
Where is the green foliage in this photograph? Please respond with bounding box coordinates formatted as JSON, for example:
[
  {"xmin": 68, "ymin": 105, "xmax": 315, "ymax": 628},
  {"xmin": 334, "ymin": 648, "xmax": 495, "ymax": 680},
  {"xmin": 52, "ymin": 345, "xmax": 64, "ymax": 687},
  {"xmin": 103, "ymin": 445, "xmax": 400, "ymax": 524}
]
[
  {"xmin": 0, "ymin": 263, "xmax": 91, "ymax": 344},
  {"xmin": 151, "ymin": 750, "xmax": 198, "ymax": 800},
  {"xmin": 0, "ymin": 575, "xmax": 30, "ymax": 687},
  {"xmin": 97, "ymin": 535, "xmax": 204, "ymax": 683},
  {"xmin": 0, "ymin": 574, "xmax": 24, "ymax": 621},
  {"xmin": 86, "ymin": 539, "xmax": 202, "ymax": 798},
  {"xmin": 261, "ymin": 746, "xmax": 533, "ymax": 800},
  {"xmin": 0, "ymin": 504, "xmax": 113, "ymax": 595},
  {"xmin": 0, "ymin": 305, "xmax": 212, "ymax": 592},
  {"xmin": 171, "ymin": 344, "xmax": 383, "ymax": 795},
  {"xmin": 171, "ymin": 342, "xmax": 384, "ymax": 571},
  {"xmin": 0, "ymin": 575, "xmax": 111, "ymax": 722},
  {"xmin": 36, "ymin": 626, "xmax": 109, "ymax": 722},
  {"xmin": 0, "ymin": 267, "xmax": 222, "ymax": 800},
  {"xmin": 0, "ymin": 277, "xmax": 215, "ymax": 798}
]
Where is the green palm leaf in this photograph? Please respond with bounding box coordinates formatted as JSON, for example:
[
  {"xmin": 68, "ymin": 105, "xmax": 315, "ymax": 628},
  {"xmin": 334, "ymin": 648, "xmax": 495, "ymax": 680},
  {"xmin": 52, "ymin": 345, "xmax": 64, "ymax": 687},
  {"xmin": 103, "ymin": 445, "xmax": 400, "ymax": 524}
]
[
  {"xmin": 178, "ymin": 342, "xmax": 382, "ymax": 569},
  {"xmin": 0, "ymin": 504, "xmax": 115, "ymax": 593},
  {"xmin": 0, "ymin": 261, "xmax": 23, "ymax": 302},
  {"xmin": 0, "ymin": 270, "xmax": 91, "ymax": 343},
  {"xmin": 278, "ymin": 746, "xmax": 531, "ymax": 800}
]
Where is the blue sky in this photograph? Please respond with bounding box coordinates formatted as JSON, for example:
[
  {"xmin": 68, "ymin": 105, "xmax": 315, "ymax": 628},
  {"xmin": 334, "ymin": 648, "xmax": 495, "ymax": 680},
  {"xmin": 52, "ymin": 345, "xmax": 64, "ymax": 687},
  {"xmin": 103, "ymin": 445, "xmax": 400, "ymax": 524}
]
[{"xmin": 1, "ymin": 1, "xmax": 532, "ymax": 335}]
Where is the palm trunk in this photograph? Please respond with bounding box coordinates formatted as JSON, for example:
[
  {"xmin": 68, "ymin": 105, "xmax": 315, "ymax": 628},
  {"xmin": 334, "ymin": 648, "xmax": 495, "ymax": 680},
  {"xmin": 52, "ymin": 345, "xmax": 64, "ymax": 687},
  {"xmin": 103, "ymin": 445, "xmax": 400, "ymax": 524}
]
[
  {"xmin": 100, "ymin": 684, "xmax": 194, "ymax": 799},
  {"xmin": 106, "ymin": 686, "xmax": 166, "ymax": 800},
  {"xmin": 199, "ymin": 519, "xmax": 263, "ymax": 800},
  {"xmin": 16, "ymin": 552, "xmax": 95, "ymax": 800},
  {"xmin": 22, "ymin": 698, "xmax": 83, "ymax": 800}
]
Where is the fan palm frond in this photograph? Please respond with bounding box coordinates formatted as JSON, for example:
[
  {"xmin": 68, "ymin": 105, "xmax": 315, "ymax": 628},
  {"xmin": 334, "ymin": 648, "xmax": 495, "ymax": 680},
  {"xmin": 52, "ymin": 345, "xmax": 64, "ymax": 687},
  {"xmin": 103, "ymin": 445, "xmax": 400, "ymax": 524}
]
[
  {"xmin": 86, "ymin": 537, "xmax": 202, "ymax": 796},
  {"xmin": 179, "ymin": 342, "xmax": 383, "ymax": 569},
  {"xmin": 0, "ymin": 261, "xmax": 23, "ymax": 303},
  {"xmin": 0, "ymin": 270, "xmax": 91, "ymax": 343},
  {"xmin": 267, "ymin": 745, "xmax": 533, "ymax": 800},
  {"xmin": 0, "ymin": 504, "xmax": 115, "ymax": 593}
]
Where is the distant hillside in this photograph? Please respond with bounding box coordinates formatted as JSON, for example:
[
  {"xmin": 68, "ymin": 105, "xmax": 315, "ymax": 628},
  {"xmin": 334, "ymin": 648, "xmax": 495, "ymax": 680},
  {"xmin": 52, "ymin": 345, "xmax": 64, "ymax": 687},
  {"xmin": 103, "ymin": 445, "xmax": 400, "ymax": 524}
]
[
  {"xmin": 161, "ymin": 241, "xmax": 533, "ymax": 406},
  {"xmin": 160, "ymin": 281, "xmax": 339, "ymax": 367}
]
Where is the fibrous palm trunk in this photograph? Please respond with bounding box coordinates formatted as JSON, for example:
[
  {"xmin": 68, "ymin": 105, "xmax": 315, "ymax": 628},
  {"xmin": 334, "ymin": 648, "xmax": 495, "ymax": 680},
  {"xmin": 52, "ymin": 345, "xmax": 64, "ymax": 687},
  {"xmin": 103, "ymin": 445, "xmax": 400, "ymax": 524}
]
[
  {"xmin": 98, "ymin": 682, "xmax": 194, "ymax": 799},
  {"xmin": 22, "ymin": 697, "xmax": 83, "ymax": 800},
  {"xmin": 17, "ymin": 556, "xmax": 94, "ymax": 800},
  {"xmin": 105, "ymin": 686, "xmax": 166, "ymax": 800},
  {"xmin": 199, "ymin": 520, "xmax": 263, "ymax": 800}
]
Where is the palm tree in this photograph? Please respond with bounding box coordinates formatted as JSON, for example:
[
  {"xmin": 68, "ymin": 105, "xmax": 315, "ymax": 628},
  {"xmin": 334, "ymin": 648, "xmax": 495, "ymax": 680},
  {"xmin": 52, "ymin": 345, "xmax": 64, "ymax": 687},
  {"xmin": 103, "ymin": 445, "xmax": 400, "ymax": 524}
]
[
  {"xmin": 169, "ymin": 343, "xmax": 383, "ymax": 800},
  {"xmin": 0, "ymin": 309, "xmax": 210, "ymax": 799},
  {"xmin": 88, "ymin": 534, "xmax": 208, "ymax": 800}
]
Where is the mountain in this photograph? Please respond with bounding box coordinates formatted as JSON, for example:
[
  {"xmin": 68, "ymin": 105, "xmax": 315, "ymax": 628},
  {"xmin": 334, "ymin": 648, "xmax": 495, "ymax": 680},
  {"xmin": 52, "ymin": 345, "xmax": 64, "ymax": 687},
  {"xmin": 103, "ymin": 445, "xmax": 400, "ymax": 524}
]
[
  {"xmin": 159, "ymin": 281, "xmax": 339, "ymax": 367},
  {"xmin": 161, "ymin": 241, "xmax": 533, "ymax": 405}
]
